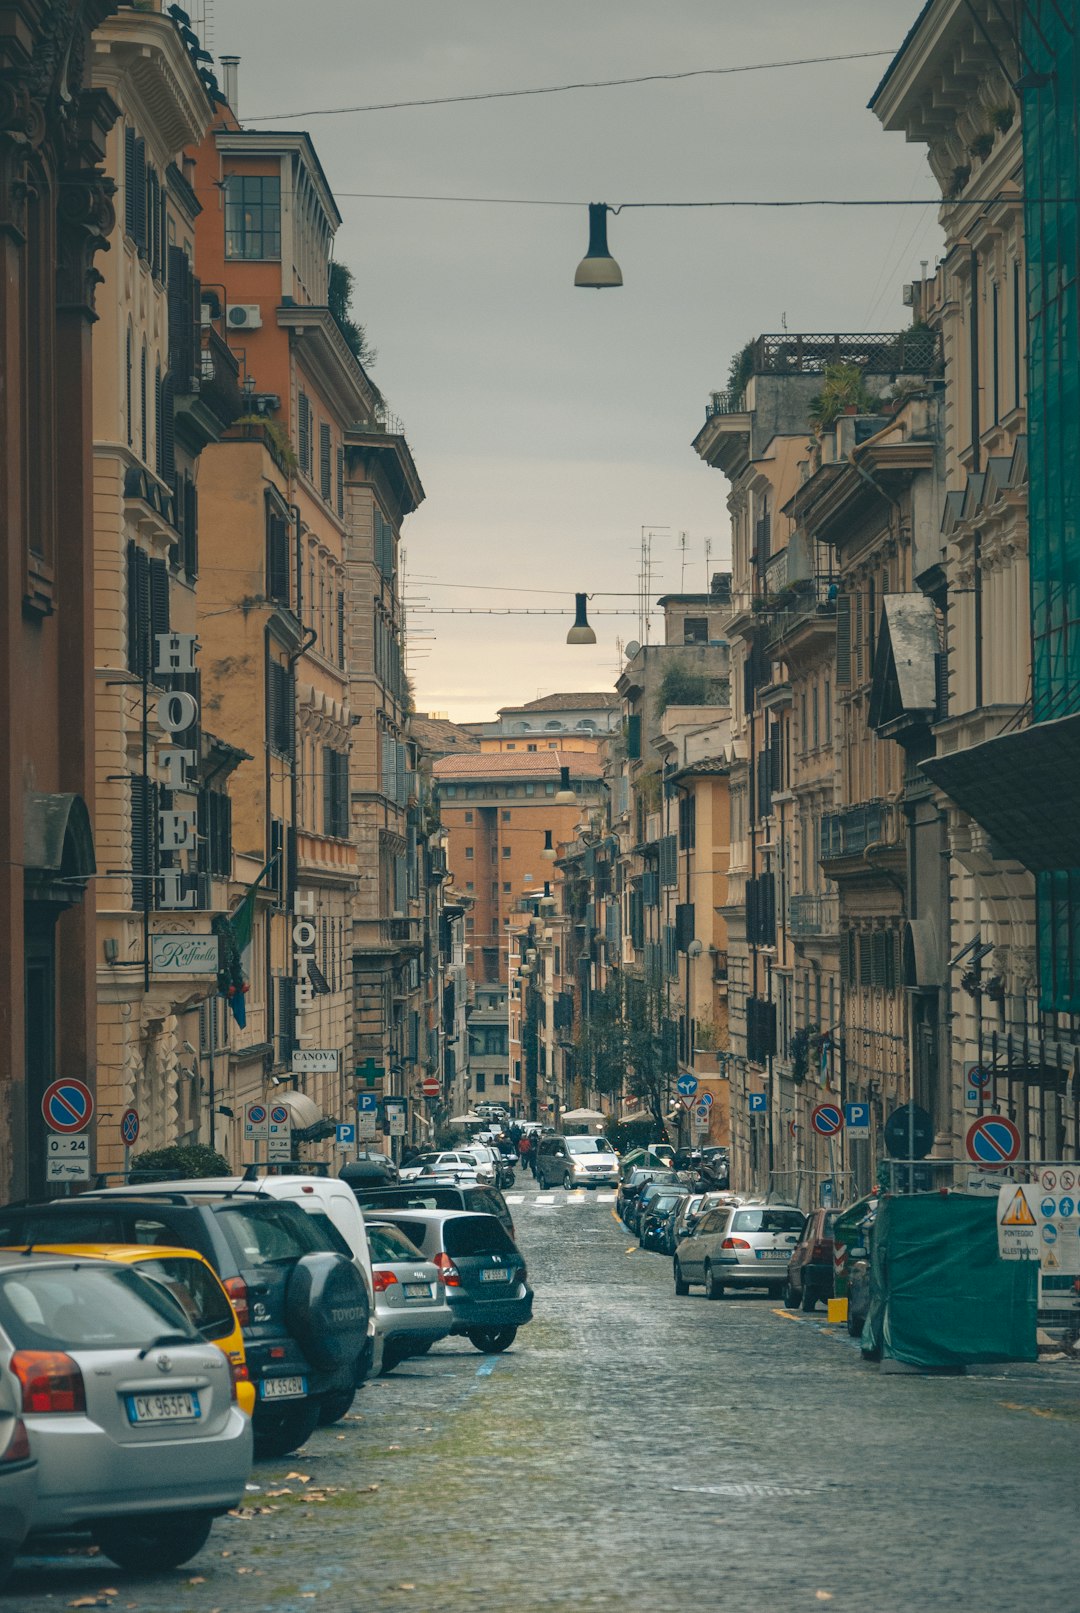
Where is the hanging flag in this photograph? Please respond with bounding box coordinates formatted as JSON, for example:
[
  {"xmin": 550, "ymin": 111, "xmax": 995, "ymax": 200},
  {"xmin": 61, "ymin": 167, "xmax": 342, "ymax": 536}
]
[{"xmin": 213, "ymin": 854, "xmax": 279, "ymax": 1027}]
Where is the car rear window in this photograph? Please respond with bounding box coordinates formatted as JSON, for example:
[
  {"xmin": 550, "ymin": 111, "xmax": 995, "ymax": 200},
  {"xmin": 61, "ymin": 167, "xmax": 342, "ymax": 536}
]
[
  {"xmin": 0, "ymin": 1263, "xmax": 199, "ymax": 1351},
  {"xmin": 367, "ymin": 1225, "xmax": 427, "ymax": 1263},
  {"xmin": 823, "ymin": 1211, "xmax": 839, "ymax": 1235},
  {"xmin": 443, "ymin": 1216, "xmax": 515, "ymax": 1258},
  {"xmin": 135, "ymin": 1256, "xmax": 235, "ymax": 1341},
  {"xmin": 732, "ymin": 1209, "xmax": 806, "ymax": 1234},
  {"xmin": 215, "ymin": 1201, "xmax": 329, "ymax": 1267}
]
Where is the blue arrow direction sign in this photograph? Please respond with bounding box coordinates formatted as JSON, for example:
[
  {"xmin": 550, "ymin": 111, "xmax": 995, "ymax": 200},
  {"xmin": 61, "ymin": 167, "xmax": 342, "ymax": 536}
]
[
  {"xmin": 748, "ymin": 1092, "xmax": 768, "ymax": 1114},
  {"xmin": 336, "ymin": 1123, "xmax": 356, "ymax": 1146},
  {"xmin": 1059, "ymin": 1196, "xmax": 1075, "ymax": 1218},
  {"xmin": 676, "ymin": 1073, "xmax": 699, "ymax": 1099}
]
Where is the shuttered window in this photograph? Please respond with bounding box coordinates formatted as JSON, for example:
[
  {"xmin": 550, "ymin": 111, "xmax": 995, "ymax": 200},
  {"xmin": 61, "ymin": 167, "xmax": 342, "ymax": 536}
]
[
  {"xmin": 319, "ymin": 422, "xmax": 332, "ymax": 500},
  {"xmin": 268, "ymin": 659, "xmax": 295, "ymax": 758},
  {"xmin": 336, "ymin": 446, "xmax": 344, "ymax": 516},
  {"xmin": 124, "ymin": 126, "xmax": 137, "ymax": 238},
  {"xmin": 133, "ymin": 137, "xmax": 147, "ymax": 256},
  {"xmin": 198, "ymin": 788, "xmax": 232, "ymax": 878},
  {"xmin": 130, "ymin": 774, "xmax": 157, "ymax": 911},
  {"xmin": 835, "ymin": 595, "xmax": 852, "ymax": 687},
  {"xmin": 659, "ymin": 834, "xmax": 678, "ymax": 888},
  {"xmin": 265, "ymin": 494, "xmax": 291, "ymax": 605},
  {"xmin": 322, "ymin": 748, "xmax": 349, "ymax": 838},
  {"xmin": 298, "ymin": 391, "xmax": 310, "ymax": 474},
  {"xmin": 149, "ymin": 557, "xmax": 170, "ymax": 653},
  {"xmin": 126, "ymin": 542, "xmax": 150, "ymax": 679}
]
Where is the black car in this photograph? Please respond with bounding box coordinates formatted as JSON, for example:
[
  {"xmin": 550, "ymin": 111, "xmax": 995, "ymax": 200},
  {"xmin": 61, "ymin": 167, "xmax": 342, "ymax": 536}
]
[
  {"xmin": 340, "ymin": 1152, "xmax": 400, "ymax": 1188},
  {"xmin": 350, "ymin": 1179, "xmax": 516, "ymax": 1242},
  {"xmin": 0, "ymin": 1190, "xmax": 369, "ymax": 1460},
  {"xmin": 376, "ymin": 1209, "xmax": 533, "ymax": 1354},
  {"xmin": 616, "ymin": 1168, "xmax": 679, "ymax": 1231}
]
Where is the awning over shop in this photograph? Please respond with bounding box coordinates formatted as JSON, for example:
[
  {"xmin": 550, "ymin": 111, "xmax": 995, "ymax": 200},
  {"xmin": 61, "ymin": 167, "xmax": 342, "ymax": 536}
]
[
  {"xmin": 869, "ymin": 594, "xmax": 939, "ymax": 734},
  {"xmin": 921, "ymin": 710, "xmax": 1080, "ymax": 871},
  {"xmin": 23, "ymin": 791, "xmax": 96, "ymax": 906},
  {"xmin": 274, "ymin": 1089, "xmax": 336, "ymax": 1142}
]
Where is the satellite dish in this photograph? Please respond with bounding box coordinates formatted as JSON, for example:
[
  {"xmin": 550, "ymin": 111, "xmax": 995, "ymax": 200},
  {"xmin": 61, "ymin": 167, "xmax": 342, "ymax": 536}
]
[{"xmin": 624, "ymin": 640, "xmax": 641, "ymax": 659}]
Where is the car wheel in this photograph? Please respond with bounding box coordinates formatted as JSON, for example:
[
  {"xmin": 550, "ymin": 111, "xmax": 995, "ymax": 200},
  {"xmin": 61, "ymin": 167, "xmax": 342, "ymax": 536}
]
[
  {"xmin": 563, "ymin": 1172, "xmax": 573, "ymax": 1190},
  {"xmin": 318, "ymin": 1388, "xmax": 356, "ymax": 1426},
  {"xmin": 801, "ymin": 1281, "xmax": 818, "ymax": 1313},
  {"xmin": 673, "ymin": 1260, "xmax": 690, "ymax": 1296},
  {"xmin": 704, "ymin": 1263, "xmax": 724, "ymax": 1300},
  {"xmin": 782, "ymin": 1278, "xmax": 799, "ymax": 1308},
  {"xmin": 466, "ymin": 1326, "xmax": 517, "ymax": 1353},
  {"xmin": 94, "ymin": 1512, "xmax": 214, "ymax": 1572},
  {"xmin": 253, "ymin": 1401, "xmax": 320, "ymax": 1460}
]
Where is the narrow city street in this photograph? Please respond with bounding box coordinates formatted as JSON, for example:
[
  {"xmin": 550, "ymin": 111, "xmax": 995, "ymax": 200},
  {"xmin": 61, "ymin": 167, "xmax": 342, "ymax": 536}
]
[{"xmin": 10, "ymin": 1180, "xmax": 1077, "ymax": 1613}]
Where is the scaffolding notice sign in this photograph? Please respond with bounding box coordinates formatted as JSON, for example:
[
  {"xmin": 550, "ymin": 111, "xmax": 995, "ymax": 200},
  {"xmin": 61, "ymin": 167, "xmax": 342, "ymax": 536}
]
[{"xmin": 998, "ymin": 1181, "xmax": 1080, "ymax": 1273}]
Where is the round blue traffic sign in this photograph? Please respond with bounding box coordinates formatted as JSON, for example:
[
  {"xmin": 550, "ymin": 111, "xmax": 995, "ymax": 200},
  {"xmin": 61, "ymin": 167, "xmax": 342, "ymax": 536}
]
[
  {"xmin": 1042, "ymin": 1223, "xmax": 1058, "ymax": 1245},
  {"xmin": 1041, "ymin": 1197, "xmax": 1057, "ymax": 1220},
  {"xmin": 811, "ymin": 1103, "xmax": 844, "ymax": 1136},
  {"xmin": 1059, "ymin": 1196, "xmax": 1075, "ymax": 1218},
  {"xmin": 41, "ymin": 1078, "xmax": 94, "ymax": 1134},
  {"xmin": 965, "ymin": 1114, "xmax": 1021, "ymax": 1166},
  {"xmin": 269, "ymin": 1103, "xmax": 290, "ymax": 1127},
  {"xmin": 120, "ymin": 1108, "xmax": 140, "ymax": 1146},
  {"xmin": 247, "ymin": 1103, "xmax": 267, "ymax": 1126},
  {"xmin": 676, "ymin": 1073, "xmax": 699, "ymax": 1098}
]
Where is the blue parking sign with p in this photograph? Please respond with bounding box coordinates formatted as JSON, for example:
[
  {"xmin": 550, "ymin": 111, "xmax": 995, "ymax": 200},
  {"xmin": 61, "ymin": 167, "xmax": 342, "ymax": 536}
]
[
  {"xmin": 336, "ymin": 1122, "xmax": 356, "ymax": 1146},
  {"xmin": 748, "ymin": 1092, "xmax": 768, "ymax": 1114},
  {"xmin": 844, "ymin": 1102, "xmax": 870, "ymax": 1138},
  {"xmin": 357, "ymin": 1093, "xmax": 378, "ymax": 1114}
]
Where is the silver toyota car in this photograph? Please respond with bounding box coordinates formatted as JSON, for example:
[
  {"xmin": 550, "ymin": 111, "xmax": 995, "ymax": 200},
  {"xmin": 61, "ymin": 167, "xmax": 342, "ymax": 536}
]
[
  {"xmin": 0, "ymin": 1252, "xmax": 251, "ymax": 1573},
  {"xmin": 365, "ymin": 1220, "xmax": 453, "ymax": 1373}
]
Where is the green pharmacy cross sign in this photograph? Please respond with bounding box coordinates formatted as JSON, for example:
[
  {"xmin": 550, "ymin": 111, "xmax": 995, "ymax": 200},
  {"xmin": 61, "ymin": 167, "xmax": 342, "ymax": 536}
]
[{"xmin": 355, "ymin": 1058, "xmax": 385, "ymax": 1089}]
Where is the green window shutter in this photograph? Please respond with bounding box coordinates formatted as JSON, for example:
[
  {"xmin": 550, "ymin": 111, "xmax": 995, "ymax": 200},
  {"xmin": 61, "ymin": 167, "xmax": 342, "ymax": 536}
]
[{"xmin": 835, "ymin": 595, "xmax": 852, "ymax": 688}]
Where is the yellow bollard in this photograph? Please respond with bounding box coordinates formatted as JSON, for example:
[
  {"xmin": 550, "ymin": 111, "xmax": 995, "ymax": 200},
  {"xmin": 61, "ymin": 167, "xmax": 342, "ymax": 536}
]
[{"xmin": 827, "ymin": 1297, "xmax": 848, "ymax": 1325}]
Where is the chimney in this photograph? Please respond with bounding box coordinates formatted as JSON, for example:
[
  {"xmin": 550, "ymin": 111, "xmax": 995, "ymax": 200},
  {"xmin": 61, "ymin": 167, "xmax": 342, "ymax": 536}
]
[{"xmin": 220, "ymin": 55, "xmax": 240, "ymax": 117}]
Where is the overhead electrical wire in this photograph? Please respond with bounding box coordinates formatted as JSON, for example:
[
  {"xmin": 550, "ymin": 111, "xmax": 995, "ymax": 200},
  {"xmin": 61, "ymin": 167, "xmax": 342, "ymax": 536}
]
[{"xmin": 245, "ymin": 49, "xmax": 897, "ymax": 123}]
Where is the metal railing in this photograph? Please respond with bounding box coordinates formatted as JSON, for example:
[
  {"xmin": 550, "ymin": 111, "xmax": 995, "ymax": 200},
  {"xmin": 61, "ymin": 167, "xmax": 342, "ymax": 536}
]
[
  {"xmin": 788, "ymin": 891, "xmax": 840, "ymax": 937},
  {"xmin": 820, "ymin": 801, "xmax": 901, "ymax": 860}
]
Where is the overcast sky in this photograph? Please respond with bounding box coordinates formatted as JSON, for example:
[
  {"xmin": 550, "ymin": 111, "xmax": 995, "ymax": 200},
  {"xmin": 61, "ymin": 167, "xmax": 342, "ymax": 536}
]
[{"xmin": 208, "ymin": 0, "xmax": 941, "ymax": 722}]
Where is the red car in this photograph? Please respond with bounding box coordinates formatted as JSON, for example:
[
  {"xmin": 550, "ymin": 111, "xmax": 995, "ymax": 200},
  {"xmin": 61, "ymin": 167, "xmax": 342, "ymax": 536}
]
[{"xmin": 783, "ymin": 1208, "xmax": 838, "ymax": 1311}]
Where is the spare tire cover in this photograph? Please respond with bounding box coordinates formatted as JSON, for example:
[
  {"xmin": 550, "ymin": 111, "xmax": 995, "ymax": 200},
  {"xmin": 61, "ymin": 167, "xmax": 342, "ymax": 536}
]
[{"xmin": 286, "ymin": 1253, "xmax": 369, "ymax": 1371}]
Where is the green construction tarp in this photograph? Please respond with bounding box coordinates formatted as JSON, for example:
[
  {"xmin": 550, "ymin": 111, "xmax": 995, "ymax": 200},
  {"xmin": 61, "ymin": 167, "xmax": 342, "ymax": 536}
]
[{"xmin": 861, "ymin": 1194, "xmax": 1038, "ymax": 1369}]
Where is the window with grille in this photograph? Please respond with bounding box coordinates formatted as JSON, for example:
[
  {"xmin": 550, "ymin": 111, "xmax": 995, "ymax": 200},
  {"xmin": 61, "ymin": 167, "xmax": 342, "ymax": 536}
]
[
  {"xmin": 322, "ymin": 748, "xmax": 349, "ymax": 838},
  {"xmin": 224, "ymin": 174, "xmax": 281, "ymax": 259}
]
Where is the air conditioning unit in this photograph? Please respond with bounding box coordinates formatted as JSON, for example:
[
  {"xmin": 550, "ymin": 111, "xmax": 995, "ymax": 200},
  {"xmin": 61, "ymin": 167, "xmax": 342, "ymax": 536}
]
[{"xmin": 226, "ymin": 303, "xmax": 262, "ymax": 330}]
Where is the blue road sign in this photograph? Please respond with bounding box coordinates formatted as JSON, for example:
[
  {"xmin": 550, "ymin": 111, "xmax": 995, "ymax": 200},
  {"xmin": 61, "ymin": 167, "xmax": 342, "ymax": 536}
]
[
  {"xmin": 357, "ymin": 1093, "xmax": 378, "ymax": 1115},
  {"xmin": 336, "ymin": 1123, "xmax": 356, "ymax": 1146},
  {"xmin": 1041, "ymin": 1197, "xmax": 1057, "ymax": 1220},
  {"xmin": 965, "ymin": 1113, "xmax": 1021, "ymax": 1165},
  {"xmin": 1042, "ymin": 1223, "xmax": 1058, "ymax": 1245},
  {"xmin": 42, "ymin": 1078, "xmax": 94, "ymax": 1134},
  {"xmin": 1059, "ymin": 1196, "xmax": 1075, "ymax": 1218},
  {"xmin": 844, "ymin": 1102, "xmax": 871, "ymax": 1138},
  {"xmin": 748, "ymin": 1092, "xmax": 768, "ymax": 1114},
  {"xmin": 676, "ymin": 1073, "xmax": 699, "ymax": 1099},
  {"xmin": 812, "ymin": 1103, "xmax": 844, "ymax": 1136},
  {"xmin": 120, "ymin": 1108, "xmax": 140, "ymax": 1147}
]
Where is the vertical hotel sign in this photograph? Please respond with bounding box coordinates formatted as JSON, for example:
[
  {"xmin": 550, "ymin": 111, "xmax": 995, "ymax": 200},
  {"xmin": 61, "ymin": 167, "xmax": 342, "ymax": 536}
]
[{"xmin": 155, "ymin": 632, "xmax": 202, "ymax": 909}]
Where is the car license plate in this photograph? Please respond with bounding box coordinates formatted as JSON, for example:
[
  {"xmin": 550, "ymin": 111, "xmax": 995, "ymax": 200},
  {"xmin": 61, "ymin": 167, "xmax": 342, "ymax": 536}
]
[
  {"xmin": 127, "ymin": 1390, "xmax": 199, "ymax": 1423},
  {"xmin": 480, "ymin": 1267, "xmax": 510, "ymax": 1282},
  {"xmin": 259, "ymin": 1375, "xmax": 307, "ymax": 1400},
  {"xmin": 404, "ymin": 1283, "xmax": 432, "ymax": 1299},
  {"xmin": 757, "ymin": 1249, "xmax": 788, "ymax": 1260}
]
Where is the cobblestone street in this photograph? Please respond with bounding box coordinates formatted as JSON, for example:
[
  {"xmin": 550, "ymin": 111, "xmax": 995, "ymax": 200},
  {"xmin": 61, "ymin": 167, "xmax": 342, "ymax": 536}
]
[{"xmin": 11, "ymin": 1182, "xmax": 1078, "ymax": 1613}]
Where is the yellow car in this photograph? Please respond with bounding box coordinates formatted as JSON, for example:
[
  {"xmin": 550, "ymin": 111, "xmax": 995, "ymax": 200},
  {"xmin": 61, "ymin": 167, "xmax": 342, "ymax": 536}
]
[{"xmin": 17, "ymin": 1244, "xmax": 256, "ymax": 1418}]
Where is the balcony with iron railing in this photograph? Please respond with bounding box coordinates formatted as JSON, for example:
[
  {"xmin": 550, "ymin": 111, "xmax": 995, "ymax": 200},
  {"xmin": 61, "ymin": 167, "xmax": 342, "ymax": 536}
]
[
  {"xmin": 788, "ymin": 891, "xmax": 840, "ymax": 938},
  {"xmin": 705, "ymin": 329, "xmax": 942, "ymax": 423},
  {"xmin": 820, "ymin": 800, "xmax": 902, "ymax": 863}
]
